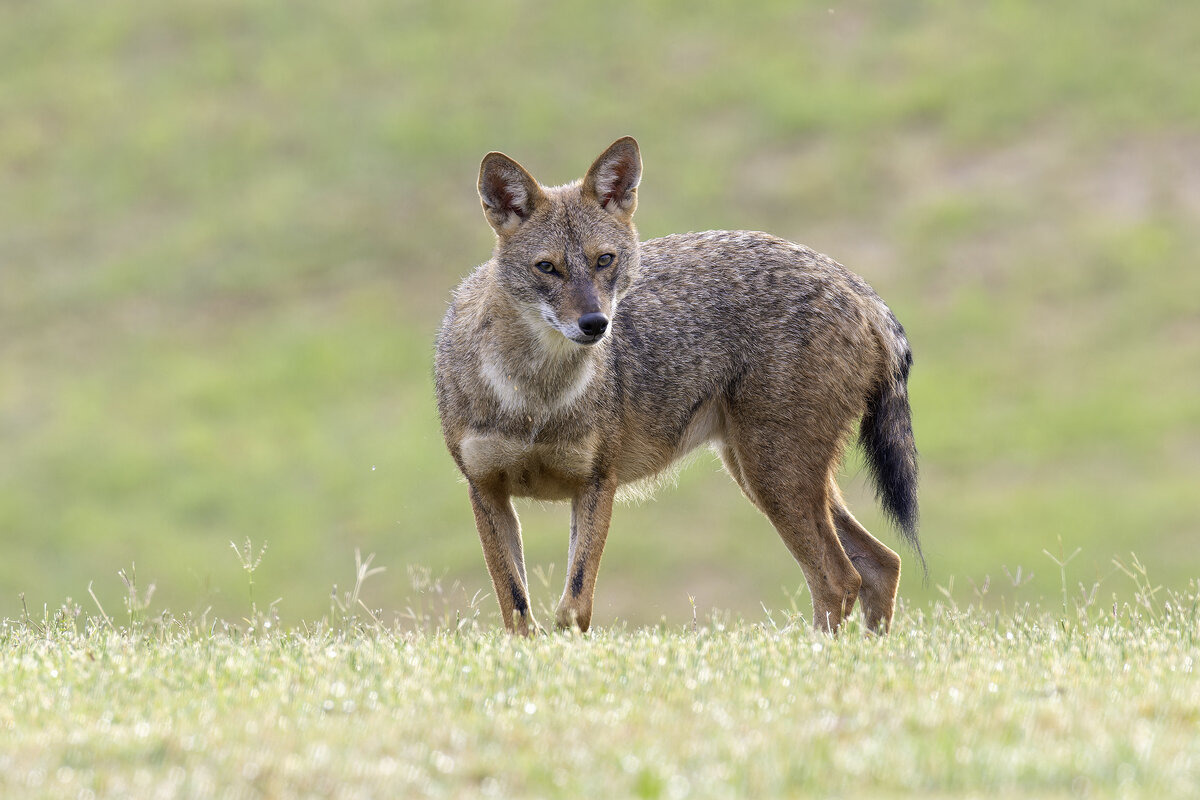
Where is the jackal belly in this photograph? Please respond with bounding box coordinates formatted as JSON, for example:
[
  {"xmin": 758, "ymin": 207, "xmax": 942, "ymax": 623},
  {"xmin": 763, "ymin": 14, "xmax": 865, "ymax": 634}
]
[
  {"xmin": 613, "ymin": 394, "xmax": 727, "ymax": 485},
  {"xmin": 458, "ymin": 429, "xmax": 601, "ymax": 500}
]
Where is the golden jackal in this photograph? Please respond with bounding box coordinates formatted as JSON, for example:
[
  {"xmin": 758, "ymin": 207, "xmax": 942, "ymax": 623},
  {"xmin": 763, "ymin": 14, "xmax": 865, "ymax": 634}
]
[{"xmin": 435, "ymin": 137, "xmax": 920, "ymax": 634}]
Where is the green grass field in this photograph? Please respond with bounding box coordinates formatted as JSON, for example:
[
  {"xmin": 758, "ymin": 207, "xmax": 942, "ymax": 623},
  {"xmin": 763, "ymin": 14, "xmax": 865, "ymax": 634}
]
[
  {"xmin": 4, "ymin": 573, "xmax": 1198, "ymax": 798},
  {"xmin": 3, "ymin": 15, "xmax": 1199, "ymax": 797}
]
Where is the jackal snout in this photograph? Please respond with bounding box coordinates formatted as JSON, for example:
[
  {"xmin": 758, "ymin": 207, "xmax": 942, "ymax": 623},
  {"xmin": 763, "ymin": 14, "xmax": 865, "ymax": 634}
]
[
  {"xmin": 577, "ymin": 312, "xmax": 608, "ymax": 338},
  {"xmin": 553, "ymin": 279, "xmax": 610, "ymax": 344},
  {"xmin": 539, "ymin": 288, "xmax": 611, "ymax": 345}
]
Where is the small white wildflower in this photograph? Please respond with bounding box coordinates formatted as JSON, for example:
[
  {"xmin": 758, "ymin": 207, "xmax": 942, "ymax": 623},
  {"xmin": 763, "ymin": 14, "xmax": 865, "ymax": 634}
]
[
  {"xmin": 431, "ymin": 751, "xmax": 454, "ymax": 774},
  {"xmin": 667, "ymin": 774, "xmax": 691, "ymax": 799}
]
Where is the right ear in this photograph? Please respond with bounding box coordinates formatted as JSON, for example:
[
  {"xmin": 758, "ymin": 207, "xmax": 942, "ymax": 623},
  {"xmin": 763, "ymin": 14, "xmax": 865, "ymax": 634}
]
[
  {"xmin": 478, "ymin": 152, "xmax": 545, "ymax": 234},
  {"xmin": 582, "ymin": 136, "xmax": 641, "ymax": 219}
]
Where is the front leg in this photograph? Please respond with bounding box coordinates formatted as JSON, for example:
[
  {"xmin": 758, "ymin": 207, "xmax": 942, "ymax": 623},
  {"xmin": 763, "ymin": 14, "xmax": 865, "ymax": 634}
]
[
  {"xmin": 468, "ymin": 481, "xmax": 539, "ymax": 635},
  {"xmin": 556, "ymin": 473, "xmax": 618, "ymax": 632}
]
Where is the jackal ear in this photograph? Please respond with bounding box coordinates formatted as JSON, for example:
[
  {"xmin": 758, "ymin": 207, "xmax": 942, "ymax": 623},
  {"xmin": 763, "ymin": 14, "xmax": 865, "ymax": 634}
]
[
  {"xmin": 478, "ymin": 152, "xmax": 545, "ymax": 234},
  {"xmin": 583, "ymin": 136, "xmax": 641, "ymax": 218}
]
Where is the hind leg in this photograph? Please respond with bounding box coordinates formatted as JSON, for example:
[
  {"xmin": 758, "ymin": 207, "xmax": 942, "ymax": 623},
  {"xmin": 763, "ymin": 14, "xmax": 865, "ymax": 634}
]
[
  {"xmin": 726, "ymin": 437, "xmax": 862, "ymax": 633},
  {"xmin": 829, "ymin": 481, "xmax": 901, "ymax": 633},
  {"xmin": 726, "ymin": 444, "xmax": 900, "ymax": 633}
]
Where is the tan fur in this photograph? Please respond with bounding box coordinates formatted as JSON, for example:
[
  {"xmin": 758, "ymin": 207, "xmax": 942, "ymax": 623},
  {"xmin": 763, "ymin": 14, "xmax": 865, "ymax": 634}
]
[{"xmin": 436, "ymin": 137, "xmax": 920, "ymax": 635}]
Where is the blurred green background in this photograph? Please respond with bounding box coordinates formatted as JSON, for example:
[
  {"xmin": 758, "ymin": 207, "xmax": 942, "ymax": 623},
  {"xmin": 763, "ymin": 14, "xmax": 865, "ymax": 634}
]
[{"xmin": 3, "ymin": 1, "xmax": 1197, "ymax": 625}]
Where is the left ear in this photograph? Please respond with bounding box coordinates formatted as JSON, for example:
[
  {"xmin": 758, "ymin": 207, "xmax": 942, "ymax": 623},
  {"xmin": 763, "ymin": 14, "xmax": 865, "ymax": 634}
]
[{"xmin": 582, "ymin": 136, "xmax": 641, "ymax": 218}]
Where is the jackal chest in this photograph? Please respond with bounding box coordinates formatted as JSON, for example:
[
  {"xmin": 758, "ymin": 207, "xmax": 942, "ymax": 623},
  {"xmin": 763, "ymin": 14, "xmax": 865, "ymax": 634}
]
[{"xmin": 457, "ymin": 428, "xmax": 601, "ymax": 500}]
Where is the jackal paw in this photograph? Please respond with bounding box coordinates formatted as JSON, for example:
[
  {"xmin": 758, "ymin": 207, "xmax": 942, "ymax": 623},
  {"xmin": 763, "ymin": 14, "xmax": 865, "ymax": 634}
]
[
  {"xmin": 510, "ymin": 611, "xmax": 545, "ymax": 637},
  {"xmin": 554, "ymin": 603, "xmax": 591, "ymax": 633}
]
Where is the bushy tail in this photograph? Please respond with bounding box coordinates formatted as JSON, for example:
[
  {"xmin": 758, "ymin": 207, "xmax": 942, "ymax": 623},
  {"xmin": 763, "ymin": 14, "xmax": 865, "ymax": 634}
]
[{"xmin": 859, "ymin": 326, "xmax": 924, "ymax": 573}]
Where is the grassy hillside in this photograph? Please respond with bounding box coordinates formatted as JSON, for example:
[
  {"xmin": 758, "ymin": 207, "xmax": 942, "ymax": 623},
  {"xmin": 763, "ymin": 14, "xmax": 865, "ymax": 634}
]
[{"xmin": 2, "ymin": 1, "xmax": 1198, "ymax": 624}]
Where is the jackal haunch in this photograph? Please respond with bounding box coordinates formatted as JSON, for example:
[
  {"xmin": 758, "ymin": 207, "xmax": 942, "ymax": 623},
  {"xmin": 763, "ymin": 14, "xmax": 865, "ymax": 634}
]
[{"xmin": 435, "ymin": 137, "xmax": 921, "ymax": 634}]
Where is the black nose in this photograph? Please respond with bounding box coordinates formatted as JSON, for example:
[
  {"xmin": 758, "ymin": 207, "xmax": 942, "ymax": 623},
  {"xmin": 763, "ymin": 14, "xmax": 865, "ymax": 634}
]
[{"xmin": 578, "ymin": 312, "xmax": 609, "ymax": 337}]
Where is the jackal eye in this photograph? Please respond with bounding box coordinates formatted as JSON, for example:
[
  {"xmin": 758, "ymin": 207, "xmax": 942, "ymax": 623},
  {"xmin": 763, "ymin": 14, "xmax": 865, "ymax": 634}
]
[
  {"xmin": 596, "ymin": 253, "xmax": 614, "ymax": 269},
  {"xmin": 534, "ymin": 260, "xmax": 557, "ymax": 275}
]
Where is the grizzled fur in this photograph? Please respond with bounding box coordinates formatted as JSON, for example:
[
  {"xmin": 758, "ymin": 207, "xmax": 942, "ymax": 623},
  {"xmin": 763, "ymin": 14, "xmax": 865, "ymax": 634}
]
[{"xmin": 435, "ymin": 137, "xmax": 921, "ymax": 635}]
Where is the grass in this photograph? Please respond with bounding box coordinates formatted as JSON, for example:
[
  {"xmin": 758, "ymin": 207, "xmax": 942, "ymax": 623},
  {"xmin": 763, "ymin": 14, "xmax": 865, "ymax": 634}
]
[
  {"xmin": 3, "ymin": 1, "xmax": 1199, "ymax": 624},
  {"xmin": 3, "ymin": 562, "xmax": 1198, "ymax": 799}
]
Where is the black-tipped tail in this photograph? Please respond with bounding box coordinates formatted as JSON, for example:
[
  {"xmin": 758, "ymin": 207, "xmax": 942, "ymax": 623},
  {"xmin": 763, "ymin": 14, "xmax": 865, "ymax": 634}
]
[{"xmin": 859, "ymin": 344, "xmax": 924, "ymax": 573}]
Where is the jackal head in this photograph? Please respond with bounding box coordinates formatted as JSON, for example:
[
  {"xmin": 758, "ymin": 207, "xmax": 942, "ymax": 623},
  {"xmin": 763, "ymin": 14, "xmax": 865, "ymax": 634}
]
[{"xmin": 478, "ymin": 137, "xmax": 642, "ymax": 349}]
